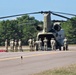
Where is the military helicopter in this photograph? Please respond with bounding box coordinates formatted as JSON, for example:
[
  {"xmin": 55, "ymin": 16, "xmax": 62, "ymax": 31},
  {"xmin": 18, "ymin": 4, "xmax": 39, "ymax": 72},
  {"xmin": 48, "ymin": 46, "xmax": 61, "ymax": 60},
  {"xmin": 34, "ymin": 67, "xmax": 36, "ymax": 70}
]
[
  {"xmin": 34, "ymin": 11, "xmax": 70, "ymax": 51},
  {"xmin": 0, "ymin": 11, "xmax": 75, "ymax": 51}
]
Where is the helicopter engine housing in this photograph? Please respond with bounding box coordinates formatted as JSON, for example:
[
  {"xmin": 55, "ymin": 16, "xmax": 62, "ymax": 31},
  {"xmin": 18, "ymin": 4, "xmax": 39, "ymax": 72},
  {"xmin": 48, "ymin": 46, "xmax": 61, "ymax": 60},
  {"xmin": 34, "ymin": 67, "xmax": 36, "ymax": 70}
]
[{"xmin": 53, "ymin": 24, "xmax": 61, "ymax": 31}]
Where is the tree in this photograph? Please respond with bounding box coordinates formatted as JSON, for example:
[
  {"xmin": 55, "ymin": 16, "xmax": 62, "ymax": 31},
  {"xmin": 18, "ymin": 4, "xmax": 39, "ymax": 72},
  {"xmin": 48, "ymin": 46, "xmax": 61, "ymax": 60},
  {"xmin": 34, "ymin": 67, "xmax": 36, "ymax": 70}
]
[
  {"xmin": 0, "ymin": 15, "xmax": 41, "ymax": 45},
  {"xmin": 61, "ymin": 17, "xmax": 76, "ymax": 44}
]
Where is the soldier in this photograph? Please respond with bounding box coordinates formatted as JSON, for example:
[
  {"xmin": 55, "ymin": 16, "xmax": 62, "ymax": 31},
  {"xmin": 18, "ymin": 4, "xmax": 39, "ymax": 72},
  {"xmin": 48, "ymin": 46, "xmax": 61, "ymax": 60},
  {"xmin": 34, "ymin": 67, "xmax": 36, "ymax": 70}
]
[
  {"xmin": 14, "ymin": 40, "xmax": 18, "ymax": 52},
  {"xmin": 43, "ymin": 37, "xmax": 48, "ymax": 51},
  {"xmin": 28, "ymin": 38, "xmax": 33, "ymax": 51},
  {"xmin": 38, "ymin": 38, "xmax": 42, "ymax": 50},
  {"xmin": 34, "ymin": 40, "xmax": 39, "ymax": 51},
  {"xmin": 10, "ymin": 39, "xmax": 14, "ymax": 51},
  {"xmin": 63, "ymin": 37, "xmax": 68, "ymax": 50},
  {"xmin": 50, "ymin": 38, "xmax": 56, "ymax": 50},
  {"xmin": 32, "ymin": 39, "xmax": 35, "ymax": 51},
  {"xmin": 5, "ymin": 39, "xmax": 8, "ymax": 52},
  {"xmin": 18, "ymin": 39, "xmax": 22, "ymax": 51}
]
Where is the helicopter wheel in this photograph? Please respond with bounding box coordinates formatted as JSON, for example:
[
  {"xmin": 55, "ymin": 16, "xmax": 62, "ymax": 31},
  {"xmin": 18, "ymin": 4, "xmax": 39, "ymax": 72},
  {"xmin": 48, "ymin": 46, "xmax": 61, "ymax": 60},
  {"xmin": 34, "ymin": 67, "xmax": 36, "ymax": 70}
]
[
  {"xmin": 59, "ymin": 46, "xmax": 61, "ymax": 51},
  {"xmin": 66, "ymin": 45, "xmax": 68, "ymax": 51},
  {"xmin": 63, "ymin": 45, "xmax": 68, "ymax": 51},
  {"xmin": 63, "ymin": 46, "xmax": 65, "ymax": 51}
]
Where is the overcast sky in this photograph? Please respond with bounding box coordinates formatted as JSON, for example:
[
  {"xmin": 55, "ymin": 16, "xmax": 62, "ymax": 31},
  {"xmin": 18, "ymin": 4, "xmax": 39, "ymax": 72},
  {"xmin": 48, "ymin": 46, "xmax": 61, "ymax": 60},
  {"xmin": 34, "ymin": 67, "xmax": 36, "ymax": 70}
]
[{"xmin": 0, "ymin": 0, "xmax": 76, "ymax": 20}]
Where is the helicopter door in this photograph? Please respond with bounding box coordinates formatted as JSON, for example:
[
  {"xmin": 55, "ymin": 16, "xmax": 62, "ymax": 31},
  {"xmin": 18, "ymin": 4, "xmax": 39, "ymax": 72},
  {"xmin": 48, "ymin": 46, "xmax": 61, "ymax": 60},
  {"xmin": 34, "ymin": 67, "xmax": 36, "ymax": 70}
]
[{"xmin": 38, "ymin": 34, "xmax": 55, "ymax": 47}]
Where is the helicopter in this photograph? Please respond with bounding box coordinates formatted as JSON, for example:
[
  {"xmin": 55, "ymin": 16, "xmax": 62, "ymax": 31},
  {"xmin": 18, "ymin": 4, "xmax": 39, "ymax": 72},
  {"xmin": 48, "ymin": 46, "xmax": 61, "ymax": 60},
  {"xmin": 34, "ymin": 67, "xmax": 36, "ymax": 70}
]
[
  {"xmin": 0, "ymin": 11, "xmax": 75, "ymax": 51},
  {"xmin": 35, "ymin": 11, "xmax": 69, "ymax": 51}
]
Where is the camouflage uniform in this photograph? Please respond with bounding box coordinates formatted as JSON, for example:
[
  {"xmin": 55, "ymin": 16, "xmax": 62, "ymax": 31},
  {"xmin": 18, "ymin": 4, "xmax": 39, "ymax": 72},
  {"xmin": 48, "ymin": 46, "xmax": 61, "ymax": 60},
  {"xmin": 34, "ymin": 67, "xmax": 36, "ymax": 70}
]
[
  {"xmin": 14, "ymin": 40, "xmax": 18, "ymax": 52},
  {"xmin": 10, "ymin": 39, "xmax": 14, "ymax": 51},
  {"xmin": 43, "ymin": 37, "xmax": 48, "ymax": 51},
  {"xmin": 34, "ymin": 41, "xmax": 39, "ymax": 51},
  {"xmin": 18, "ymin": 39, "xmax": 22, "ymax": 51},
  {"xmin": 32, "ymin": 39, "xmax": 35, "ymax": 51},
  {"xmin": 5, "ymin": 39, "xmax": 8, "ymax": 52},
  {"xmin": 28, "ymin": 38, "xmax": 33, "ymax": 51},
  {"xmin": 63, "ymin": 37, "xmax": 68, "ymax": 50},
  {"xmin": 38, "ymin": 38, "xmax": 42, "ymax": 50},
  {"xmin": 50, "ymin": 38, "xmax": 56, "ymax": 50}
]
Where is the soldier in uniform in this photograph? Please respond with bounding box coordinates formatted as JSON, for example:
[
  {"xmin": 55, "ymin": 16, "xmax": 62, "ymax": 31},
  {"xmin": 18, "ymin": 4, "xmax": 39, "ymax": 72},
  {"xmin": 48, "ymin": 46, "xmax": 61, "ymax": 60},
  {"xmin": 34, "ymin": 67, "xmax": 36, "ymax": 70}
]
[
  {"xmin": 63, "ymin": 37, "xmax": 68, "ymax": 50},
  {"xmin": 38, "ymin": 38, "xmax": 42, "ymax": 50},
  {"xmin": 28, "ymin": 38, "xmax": 33, "ymax": 51},
  {"xmin": 5, "ymin": 39, "xmax": 8, "ymax": 52},
  {"xmin": 43, "ymin": 37, "xmax": 48, "ymax": 51},
  {"xmin": 32, "ymin": 39, "xmax": 35, "ymax": 51},
  {"xmin": 14, "ymin": 40, "xmax": 18, "ymax": 52},
  {"xmin": 50, "ymin": 38, "xmax": 56, "ymax": 50},
  {"xmin": 10, "ymin": 39, "xmax": 14, "ymax": 51},
  {"xmin": 18, "ymin": 39, "xmax": 22, "ymax": 51},
  {"xmin": 34, "ymin": 40, "xmax": 39, "ymax": 51}
]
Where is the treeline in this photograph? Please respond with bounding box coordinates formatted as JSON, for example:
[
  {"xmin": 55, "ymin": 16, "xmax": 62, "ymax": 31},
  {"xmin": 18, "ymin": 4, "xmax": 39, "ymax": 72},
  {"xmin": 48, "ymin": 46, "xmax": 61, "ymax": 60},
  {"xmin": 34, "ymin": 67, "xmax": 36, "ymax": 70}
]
[
  {"xmin": 61, "ymin": 17, "xmax": 76, "ymax": 44},
  {"xmin": 0, "ymin": 15, "xmax": 42, "ymax": 46},
  {"xmin": 0, "ymin": 15, "xmax": 76, "ymax": 46}
]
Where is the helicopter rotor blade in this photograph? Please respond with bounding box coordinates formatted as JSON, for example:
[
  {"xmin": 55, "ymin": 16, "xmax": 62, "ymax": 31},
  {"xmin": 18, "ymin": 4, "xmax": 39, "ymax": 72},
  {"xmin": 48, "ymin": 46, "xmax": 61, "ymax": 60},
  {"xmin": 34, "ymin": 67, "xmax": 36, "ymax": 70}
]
[
  {"xmin": 51, "ymin": 12, "xmax": 70, "ymax": 19},
  {"xmin": 0, "ymin": 11, "xmax": 73, "ymax": 20},
  {"xmin": 38, "ymin": 11, "xmax": 71, "ymax": 19},
  {"xmin": 51, "ymin": 11, "xmax": 76, "ymax": 16},
  {"xmin": 0, "ymin": 11, "xmax": 42, "ymax": 19}
]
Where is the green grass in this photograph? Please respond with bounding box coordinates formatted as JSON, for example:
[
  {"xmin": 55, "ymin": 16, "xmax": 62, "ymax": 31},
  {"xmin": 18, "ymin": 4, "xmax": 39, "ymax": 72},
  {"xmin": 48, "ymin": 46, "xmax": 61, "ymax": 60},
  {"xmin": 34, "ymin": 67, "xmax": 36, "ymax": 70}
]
[{"xmin": 33, "ymin": 64, "xmax": 76, "ymax": 75}]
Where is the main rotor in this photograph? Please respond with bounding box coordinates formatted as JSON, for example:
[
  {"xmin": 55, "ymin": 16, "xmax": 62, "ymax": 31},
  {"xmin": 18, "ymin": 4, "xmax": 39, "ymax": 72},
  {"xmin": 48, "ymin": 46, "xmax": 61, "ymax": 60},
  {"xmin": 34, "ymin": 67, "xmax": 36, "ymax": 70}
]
[{"xmin": 0, "ymin": 11, "xmax": 76, "ymax": 19}]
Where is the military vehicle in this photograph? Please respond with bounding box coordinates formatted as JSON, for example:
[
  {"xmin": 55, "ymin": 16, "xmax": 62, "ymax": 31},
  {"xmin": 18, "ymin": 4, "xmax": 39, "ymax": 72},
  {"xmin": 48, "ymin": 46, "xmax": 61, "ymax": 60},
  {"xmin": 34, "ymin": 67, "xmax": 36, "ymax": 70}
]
[
  {"xmin": 0, "ymin": 11, "xmax": 75, "ymax": 51},
  {"xmin": 36, "ymin": 11, "xmax": 65, "ymax": 50},
  {"xmin": 33, "ymin": 11, "xmax": 74, "ymax": 51}
]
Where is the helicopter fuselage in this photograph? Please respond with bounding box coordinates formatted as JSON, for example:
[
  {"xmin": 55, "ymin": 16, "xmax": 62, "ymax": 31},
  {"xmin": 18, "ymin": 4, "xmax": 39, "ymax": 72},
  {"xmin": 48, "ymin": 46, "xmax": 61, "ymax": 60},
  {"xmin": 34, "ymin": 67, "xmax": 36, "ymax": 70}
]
[{"xmin": 35, "ymin": 12, "xmax": 65, "ymax": 50}]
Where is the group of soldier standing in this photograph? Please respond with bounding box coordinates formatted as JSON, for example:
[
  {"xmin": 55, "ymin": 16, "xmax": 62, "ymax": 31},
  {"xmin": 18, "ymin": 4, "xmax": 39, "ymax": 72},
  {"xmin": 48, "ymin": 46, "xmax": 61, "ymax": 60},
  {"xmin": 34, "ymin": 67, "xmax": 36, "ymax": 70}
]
[
  {"xmin": 28, "ymin": 37, "xmax": 56, "ymax": 51},
  {"xmin": 5, "ymin": 37, "xmax": 68, "ymax": 52},
  {"xmin": 28, "ymin": 37, "xmax": 68, "ymax": 51},
  {"xmin": 5, "ymin": 39, "xmax": 22, "ymax": 52}
]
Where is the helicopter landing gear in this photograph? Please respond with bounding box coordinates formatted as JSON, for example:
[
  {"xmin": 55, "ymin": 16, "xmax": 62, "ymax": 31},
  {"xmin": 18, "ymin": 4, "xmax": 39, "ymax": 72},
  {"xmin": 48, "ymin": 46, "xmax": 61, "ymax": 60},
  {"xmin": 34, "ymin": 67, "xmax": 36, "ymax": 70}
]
[
  {"xmin": 63, "ymin": 44, "xmax": 68, "ymax": 51},
  {"xmin": 59, "ymin": 46, "xmax": 61, "ymax": 51}
]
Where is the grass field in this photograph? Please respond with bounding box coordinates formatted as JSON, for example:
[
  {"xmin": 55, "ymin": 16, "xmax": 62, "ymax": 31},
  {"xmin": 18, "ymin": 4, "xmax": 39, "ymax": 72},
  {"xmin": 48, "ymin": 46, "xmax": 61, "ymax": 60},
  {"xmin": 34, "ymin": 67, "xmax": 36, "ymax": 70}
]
[{"xmin": 33, "ymin": 64, "xmax": 76, "ymax": 75}]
